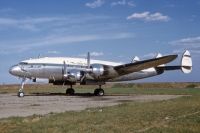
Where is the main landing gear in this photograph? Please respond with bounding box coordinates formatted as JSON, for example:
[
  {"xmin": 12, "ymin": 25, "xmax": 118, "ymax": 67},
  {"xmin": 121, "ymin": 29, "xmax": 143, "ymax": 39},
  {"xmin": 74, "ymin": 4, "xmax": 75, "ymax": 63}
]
[
  {"xmin": 18, "ymin": 78, "xmax": 26, "ymax": 97},
  {"xmin": 94, "ymin": 85, "xmax": 105, "ymax": 96},
  {"xmin": 65, "ymin": 85, "xmax": 105, "ymax": 96},
  {"xmin": 66, "ymin": 85, "xmax": 75, "ymax": 95}
]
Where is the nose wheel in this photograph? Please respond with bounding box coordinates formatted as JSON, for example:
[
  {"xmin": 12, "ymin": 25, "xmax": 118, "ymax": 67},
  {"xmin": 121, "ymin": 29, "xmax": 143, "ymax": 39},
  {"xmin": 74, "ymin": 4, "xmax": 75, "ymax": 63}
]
[
  {"xmin": 18, "ymin": 78, "xmax": 26, "ymax": 97},
  {"xmin": 94, "ymin": 85, "xmax": 104, "ymax": 96},
  {"xmin": 18, "ymin": 91, "xmax": 24, "ymax": 97}
]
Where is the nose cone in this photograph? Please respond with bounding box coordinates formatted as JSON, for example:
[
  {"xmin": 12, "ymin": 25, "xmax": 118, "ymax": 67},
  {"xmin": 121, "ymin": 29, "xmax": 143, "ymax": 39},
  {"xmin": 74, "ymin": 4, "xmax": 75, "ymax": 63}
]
[{"xmin": 9, "ymin": 65, "xmax": 22, "ymax": 76}]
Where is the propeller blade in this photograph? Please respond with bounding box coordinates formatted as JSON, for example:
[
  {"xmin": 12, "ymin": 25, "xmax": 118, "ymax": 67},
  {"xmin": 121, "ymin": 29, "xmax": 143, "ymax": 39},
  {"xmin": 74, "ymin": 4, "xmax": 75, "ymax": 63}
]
[
  {"xmin": 87, "ymin": 52, "xmax": 90, "ymax": 69},
  {"xmin": 63, "ymin": 61, "xmax": 67, "ymax": 75}
]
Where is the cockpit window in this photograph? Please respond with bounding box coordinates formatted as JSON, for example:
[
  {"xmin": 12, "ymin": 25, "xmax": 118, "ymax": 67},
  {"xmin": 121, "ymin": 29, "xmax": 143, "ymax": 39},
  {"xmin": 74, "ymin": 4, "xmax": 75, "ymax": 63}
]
[{"xmin": 19, "ymin": 62, "xmax": 28, "ymax": 65}]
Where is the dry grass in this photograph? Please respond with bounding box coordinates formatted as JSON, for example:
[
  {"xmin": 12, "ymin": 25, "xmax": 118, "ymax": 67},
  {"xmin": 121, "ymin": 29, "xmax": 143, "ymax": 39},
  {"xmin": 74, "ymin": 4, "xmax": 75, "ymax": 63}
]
[
  {"xmin": 0, "ymin": 83, "xmax": 200, "ymax": 133},
  {"xmin": 0, "ymin": 95, "xmax": 200, "ymax": 133},
  {"xmin": 0, "ymin": 82, "xmax": 199, "ymax": 94}
]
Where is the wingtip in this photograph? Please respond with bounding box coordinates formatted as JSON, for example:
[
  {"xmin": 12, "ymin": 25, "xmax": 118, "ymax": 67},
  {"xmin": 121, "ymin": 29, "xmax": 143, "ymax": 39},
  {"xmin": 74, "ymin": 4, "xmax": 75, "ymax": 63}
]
[{"xmin": 169, "ymin": 54, "xmax": 178, "ymax": 60}]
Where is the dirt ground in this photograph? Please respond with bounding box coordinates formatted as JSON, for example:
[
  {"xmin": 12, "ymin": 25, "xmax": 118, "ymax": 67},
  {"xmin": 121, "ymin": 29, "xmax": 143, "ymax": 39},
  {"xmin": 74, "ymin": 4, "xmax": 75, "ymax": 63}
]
[{"xmin": 0, "ymin": 93, "xmax": 183, "ymax": 119}]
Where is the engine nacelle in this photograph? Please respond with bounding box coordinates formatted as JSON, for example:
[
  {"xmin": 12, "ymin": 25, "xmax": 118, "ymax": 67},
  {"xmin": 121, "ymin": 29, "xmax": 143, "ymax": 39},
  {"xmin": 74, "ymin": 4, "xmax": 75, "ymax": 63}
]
[
  {"xmin": 63, "ymin": 69, "xmax": 82, "ymax": 82},
  {"xmin": 90, "ymin": 64, "xmax": 105, "ymax": 78}
]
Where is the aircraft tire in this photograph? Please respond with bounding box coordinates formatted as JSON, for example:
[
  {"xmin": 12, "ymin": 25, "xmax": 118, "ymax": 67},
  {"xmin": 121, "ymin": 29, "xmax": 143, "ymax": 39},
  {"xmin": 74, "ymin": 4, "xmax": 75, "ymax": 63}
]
[
  {"xmin": 18, "ymin": 92, "xmax": 24, "ymax": 97},
  {"xmin": 94, "ymin": 89, "xmax": 98, "ymax": 96},
  {"xmin": 66, "ymin": 88, "xmax": 75, "ymax": 95},
  {"xmin": 94, "ymin": 88, "xmax": 104, "ymax": 96}
]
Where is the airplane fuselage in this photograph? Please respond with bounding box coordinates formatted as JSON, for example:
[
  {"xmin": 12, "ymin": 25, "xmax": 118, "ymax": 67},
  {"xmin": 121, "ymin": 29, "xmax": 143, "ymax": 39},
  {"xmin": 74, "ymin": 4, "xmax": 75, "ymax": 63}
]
[{"xmin": 10, "ymin": 57, "xmax": 160, "ymax": 83}]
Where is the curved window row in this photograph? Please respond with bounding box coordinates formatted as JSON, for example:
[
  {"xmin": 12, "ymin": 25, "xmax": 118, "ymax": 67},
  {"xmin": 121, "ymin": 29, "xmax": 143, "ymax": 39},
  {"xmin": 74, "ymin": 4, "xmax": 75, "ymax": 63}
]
[{"xmin": 18, "ymin": 63, "xmax": 87, "ymax": 69}]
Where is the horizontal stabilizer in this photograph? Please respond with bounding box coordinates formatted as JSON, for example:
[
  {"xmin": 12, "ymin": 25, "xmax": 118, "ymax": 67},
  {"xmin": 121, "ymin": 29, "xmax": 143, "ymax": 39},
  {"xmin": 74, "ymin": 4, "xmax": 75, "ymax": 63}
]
[{"xmin": 156, "ymin": 50, "xmax": 192, "ymax": 74}]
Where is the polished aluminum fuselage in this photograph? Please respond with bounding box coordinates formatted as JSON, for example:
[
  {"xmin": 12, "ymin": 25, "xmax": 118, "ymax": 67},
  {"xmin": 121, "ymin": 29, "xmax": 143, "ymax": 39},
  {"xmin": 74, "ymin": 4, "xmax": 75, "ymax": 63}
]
[{"xmin": 9, "ymin": 57, "xmax": 160, "ymax": 82}]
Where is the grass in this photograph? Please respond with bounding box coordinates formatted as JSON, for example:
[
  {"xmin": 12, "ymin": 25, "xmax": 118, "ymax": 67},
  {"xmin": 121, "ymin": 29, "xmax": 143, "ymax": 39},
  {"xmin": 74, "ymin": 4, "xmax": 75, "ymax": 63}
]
[
  {"xmin": 0, "ymin": 95, "xmax": 200, "ymax": 133},
  {"xmin": 0, "ymin": 82, "xmax": 200, "ymax": 95},
  {"xmin": 0, "ymin": 83, "xmax": 200, "ymax": 133},
  {"xmin": 106, "ymin": 87, "xmax": 200, "ymax": 95}
]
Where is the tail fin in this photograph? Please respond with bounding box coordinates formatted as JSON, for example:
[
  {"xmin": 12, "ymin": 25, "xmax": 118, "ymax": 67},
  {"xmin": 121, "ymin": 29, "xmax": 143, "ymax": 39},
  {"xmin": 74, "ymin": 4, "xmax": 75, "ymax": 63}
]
[
  {"xmin": 156, "ymin": 53, "xmax": 162, "ymax": 58},
  {"xmin": 132, "ymin": 56, "xmax": 140, "ymax": 63},
  {"xmin": 155, "ymin": 50, "xmax": 192, "ymax": 74},
  {"xmin": 181, "ymin": 50, "xmax": 192, "ymax": 74}
]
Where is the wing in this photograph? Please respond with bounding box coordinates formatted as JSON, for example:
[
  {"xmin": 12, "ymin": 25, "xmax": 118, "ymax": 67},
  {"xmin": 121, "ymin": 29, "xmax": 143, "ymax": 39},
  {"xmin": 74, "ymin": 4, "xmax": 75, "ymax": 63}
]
[{"xmin": 114, "ymin": 54, "xmax": 178, "ymax": 75}]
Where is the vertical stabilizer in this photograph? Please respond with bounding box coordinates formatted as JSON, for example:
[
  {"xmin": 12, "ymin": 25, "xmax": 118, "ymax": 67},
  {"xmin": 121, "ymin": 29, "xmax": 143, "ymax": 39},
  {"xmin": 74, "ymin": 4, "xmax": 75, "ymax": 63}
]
[
  {"xmin": 156, "ymin": 53, "xmax": 162, "ymax": 58},
  {"xmin": 132, "ymin": 56, "xmax": 140, "ymax": 63},
  {"xmin": 181, "ymin": 50, "xmax": 192, "ymax": 74}
]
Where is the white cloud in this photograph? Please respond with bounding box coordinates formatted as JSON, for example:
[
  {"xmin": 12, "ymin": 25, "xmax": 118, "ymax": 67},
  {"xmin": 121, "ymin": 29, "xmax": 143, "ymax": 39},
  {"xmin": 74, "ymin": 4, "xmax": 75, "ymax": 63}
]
[
  {"xmin": 47, "ymin": 51, "xmax": 61, "ymax": 54},
  {"xmin": 127, "ymin": 1, "xmax": 135, "ymax": 7},
  {"xmin": 111, "ymin": 0, "xmax": 135, "ymax": 7},
  {"xmin": 171, "ymin": 36, "xmax": 200, "ymax": 59},
  {"xmin": 170, "ymin": 36, "xmax": 200, "ymax": 47},
  {"xmin": 18, "ymin": 24, "xmax": 39, "ymax": 31},
  {"xmin": 85, "ymin": 0, "xmax": 104, "ymax": 8},
  {"xmin": 0, "ymin": 17, "xmax": 62, "ymax": 25},
  {"xmin": 79, "ymin": 52, "xmax": 104, "ymax": 57},
  {"xmin": 173, "ymin": 49, "xmax": 200, "ymax": 60},
  {"xmin": 0, "ymin": 17, "xmax": 66, "ymax": 31},
  {"xmin": 172, "ymin": 49, "xmax": 182, "ymax": 54},
  {"xmin": 0, "ymin": 32, "xmax": 133, "ymax": 54},
  {"xmin": 127, "ymin": 11, "xmax": 170, "ymax": 22},
  {"xmin": 0, "ymin": 14, "xmax": 110, "ymax": 31},
  {"xmin": 142, "ymin": 53, "xmax": 157, "ymax": 59},
  {"xmin": 190, "ymin": 50, "xmax": 200, "ymax": 54},
  {"xmin": 91, "ymin": 52, "xmax": 104, "ymax": 56},
  {"xmin": 111, "ymin": 0, "xmax": 126, "ymax": 6}
]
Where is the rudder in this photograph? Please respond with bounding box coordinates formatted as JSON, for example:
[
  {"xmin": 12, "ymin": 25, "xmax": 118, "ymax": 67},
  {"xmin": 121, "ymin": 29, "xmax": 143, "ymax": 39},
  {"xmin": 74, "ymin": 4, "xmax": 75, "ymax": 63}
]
[{"xmin": 181, "ymin": 50, "xmax": 192, "ymax": 74}]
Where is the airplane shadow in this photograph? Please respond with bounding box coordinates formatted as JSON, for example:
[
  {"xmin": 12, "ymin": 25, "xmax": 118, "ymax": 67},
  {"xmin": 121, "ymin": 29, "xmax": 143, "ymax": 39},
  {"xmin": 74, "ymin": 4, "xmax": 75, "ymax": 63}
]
[
  {"xmin": 26, "ymin": 92, "xmax": 96, "ymax": 97},
  {"xmin": 24, "ymin": 93, "xmax": 132, "ymax": 97}
]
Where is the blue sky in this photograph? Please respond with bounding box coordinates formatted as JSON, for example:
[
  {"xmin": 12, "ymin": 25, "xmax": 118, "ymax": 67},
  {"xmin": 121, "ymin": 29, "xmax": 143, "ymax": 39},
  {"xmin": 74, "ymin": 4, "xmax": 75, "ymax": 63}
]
[{"xmin": 0, "ymin": 0, "xmax": 200, "ymax": 84}]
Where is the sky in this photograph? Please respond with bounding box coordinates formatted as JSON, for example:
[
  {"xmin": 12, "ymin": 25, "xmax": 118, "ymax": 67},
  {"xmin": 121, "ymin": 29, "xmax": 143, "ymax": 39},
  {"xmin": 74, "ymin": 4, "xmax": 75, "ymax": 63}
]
[{"xmin": 0, "ymin": 0, "xmax": 200, "ymax": 84}]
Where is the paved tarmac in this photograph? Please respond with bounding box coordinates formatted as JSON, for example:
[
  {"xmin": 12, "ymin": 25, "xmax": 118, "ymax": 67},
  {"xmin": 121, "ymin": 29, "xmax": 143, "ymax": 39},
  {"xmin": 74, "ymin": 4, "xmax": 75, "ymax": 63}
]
[{"xmin": 0, "ymin": 93, "xmax": 183, "ymax": 119}]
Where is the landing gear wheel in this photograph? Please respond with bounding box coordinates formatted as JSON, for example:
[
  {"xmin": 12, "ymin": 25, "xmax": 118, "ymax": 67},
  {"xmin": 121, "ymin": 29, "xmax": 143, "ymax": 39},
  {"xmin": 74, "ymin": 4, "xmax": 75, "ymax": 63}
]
[
  {"xmin": 17, "ymin": 78, "xmax": 26, "ymax": 97},
  {"xmin": 94, "ymin": 88, "xmax": 104, "ymax": 96},
  {"xmin": 18, "ymin": 92, "xmax": 24, "ymax": 97},
  {"xmin": 94, "ymin": 89, "xmax": 98, "ymax": 96},
  {"xmin": 66, "ymin": 88, "xmax": 75, "ymax": 95}
]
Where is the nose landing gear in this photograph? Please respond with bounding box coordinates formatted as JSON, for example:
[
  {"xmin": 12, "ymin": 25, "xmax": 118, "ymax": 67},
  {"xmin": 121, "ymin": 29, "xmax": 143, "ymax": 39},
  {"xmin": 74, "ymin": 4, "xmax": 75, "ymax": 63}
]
[{"xmin": 18, "ymin": 78, "xmax": 26, "ymax": 97}]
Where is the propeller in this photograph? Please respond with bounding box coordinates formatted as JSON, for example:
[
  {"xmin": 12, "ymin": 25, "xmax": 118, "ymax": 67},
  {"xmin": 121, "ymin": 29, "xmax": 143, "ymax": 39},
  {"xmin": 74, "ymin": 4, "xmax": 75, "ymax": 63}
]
[
  {"xmin": 63, "ymin": 61, "xmax": 67, "ymax": 77},
  {"xmin": 81, "ymin": 52, "xmax": 91, "ymax": 83},
  {"xmin": 87, "ymin": 52, "xmax": 90, "ymax": 69}
]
